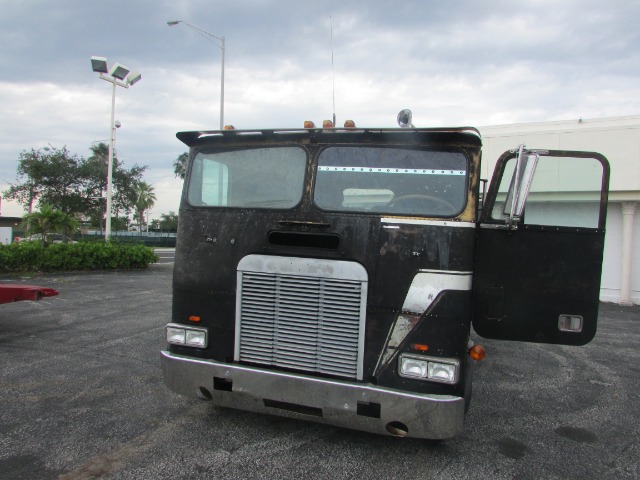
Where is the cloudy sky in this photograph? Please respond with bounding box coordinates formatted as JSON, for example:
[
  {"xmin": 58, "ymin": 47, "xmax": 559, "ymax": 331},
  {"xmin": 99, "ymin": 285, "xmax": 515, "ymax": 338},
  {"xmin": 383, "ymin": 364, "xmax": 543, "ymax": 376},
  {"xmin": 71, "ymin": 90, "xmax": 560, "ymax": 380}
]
[{"xmin": 1, "ymin": 0, "xmax": 639, "ymax": 219}]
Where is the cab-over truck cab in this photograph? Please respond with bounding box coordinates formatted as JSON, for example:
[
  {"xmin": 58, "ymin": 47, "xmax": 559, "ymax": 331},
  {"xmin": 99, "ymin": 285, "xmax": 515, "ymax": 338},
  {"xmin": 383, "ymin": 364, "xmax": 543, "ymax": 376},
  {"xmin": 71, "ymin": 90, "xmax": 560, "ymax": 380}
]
[{"xmin": 161, "ymin": 124, "xmax": 609, "ymax": 439}]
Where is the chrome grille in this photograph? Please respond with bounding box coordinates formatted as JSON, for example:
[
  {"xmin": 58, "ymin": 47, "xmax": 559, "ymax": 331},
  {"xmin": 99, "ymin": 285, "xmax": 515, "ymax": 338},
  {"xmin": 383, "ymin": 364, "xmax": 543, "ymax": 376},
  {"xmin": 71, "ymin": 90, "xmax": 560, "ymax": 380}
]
[{"xmin": 236, "ymin": 255, "xmax": 367, "ymax": 380}]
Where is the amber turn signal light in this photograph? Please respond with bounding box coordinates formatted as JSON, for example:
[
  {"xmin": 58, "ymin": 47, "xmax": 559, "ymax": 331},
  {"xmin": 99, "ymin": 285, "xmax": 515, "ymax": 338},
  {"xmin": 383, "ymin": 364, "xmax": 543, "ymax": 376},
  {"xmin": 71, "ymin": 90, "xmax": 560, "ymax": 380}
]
[
  {"xmin": 468, "ymin": 344, "xmax": 486, "ymax": 361},
  {"xmin": 188, "ymin": 315, "xmax": 201, "ymax": 322}
]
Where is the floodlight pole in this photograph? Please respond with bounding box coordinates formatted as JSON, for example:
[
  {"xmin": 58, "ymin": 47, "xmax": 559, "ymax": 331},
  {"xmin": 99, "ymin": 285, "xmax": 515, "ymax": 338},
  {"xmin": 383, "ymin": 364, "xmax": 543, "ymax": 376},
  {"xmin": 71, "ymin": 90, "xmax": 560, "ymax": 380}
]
[
  {"xmin": 106, "ymin": 80, "xmax": 117, "ymax": 241},
  {"xmin": 90, "ymin": 56, "xmax": 141, "ymax": 241},
  {"xmin": 168, "ymin": 20, "xmax": 225, "ymax": 129}
]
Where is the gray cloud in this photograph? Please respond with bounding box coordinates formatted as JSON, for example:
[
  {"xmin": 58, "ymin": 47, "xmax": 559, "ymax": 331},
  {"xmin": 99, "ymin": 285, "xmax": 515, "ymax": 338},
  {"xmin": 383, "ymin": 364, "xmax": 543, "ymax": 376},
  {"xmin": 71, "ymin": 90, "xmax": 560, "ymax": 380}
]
[{"xmin": 1, "ymin": 0, "xmax": 638, "ymax": 218}]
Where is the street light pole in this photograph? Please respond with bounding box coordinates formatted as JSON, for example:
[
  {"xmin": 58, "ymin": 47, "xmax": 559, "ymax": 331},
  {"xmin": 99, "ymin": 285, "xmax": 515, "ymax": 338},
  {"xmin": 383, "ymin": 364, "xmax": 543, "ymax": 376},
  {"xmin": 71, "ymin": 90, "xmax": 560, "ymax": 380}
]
[
  {"xmin": 167, "ymin": 20, "xmax": 225, "ymax": 130},
  {"xmin": 220, "ymin": 35, "xmax": 225, "ymax": 130},
  {"xmin": 106, "ymin": 80, "xmax": 116, "ymax": 241},
  {"xmin": 90, "ymin": 56, "xmax": 141, "ymax": 241}
]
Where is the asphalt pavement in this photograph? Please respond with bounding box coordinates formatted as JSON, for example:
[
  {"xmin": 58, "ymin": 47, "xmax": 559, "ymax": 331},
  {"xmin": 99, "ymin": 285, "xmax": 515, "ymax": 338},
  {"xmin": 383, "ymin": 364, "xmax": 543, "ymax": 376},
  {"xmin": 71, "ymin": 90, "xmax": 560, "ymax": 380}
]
[{"xmin": 0, "ymin": 263, "xmax": 638, "ymax": 480}]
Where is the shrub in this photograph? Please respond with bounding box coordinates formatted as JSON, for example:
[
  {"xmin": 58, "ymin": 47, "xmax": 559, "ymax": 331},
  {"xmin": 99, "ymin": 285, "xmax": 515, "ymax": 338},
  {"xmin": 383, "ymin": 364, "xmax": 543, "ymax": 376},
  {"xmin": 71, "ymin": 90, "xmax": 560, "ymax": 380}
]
[{"xmin": 0, "ymin": 241, "xmax": 158, "ymax": 273}]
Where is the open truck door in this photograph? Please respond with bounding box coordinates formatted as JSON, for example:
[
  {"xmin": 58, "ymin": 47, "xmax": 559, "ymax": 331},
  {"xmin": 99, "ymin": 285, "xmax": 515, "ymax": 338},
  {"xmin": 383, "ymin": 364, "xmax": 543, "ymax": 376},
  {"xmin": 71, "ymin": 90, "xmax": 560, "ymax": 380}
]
[{"xmin": 473, "ymin": 146, "xmax": 610, "ymax": 345}]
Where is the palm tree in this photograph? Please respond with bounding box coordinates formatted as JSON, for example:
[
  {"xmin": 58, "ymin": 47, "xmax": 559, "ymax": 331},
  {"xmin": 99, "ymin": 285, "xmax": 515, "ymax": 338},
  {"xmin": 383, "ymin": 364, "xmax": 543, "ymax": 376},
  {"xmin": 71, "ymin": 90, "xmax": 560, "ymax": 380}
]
[
  {"xmin": 22, "ymin": 204, "xmax": 78, "ymax": 243},
  {"xmin": 133, "ymin": 181, "xmax": 156, "ymax": 231},
  {"xmin": 88, "ymin": 142, "xmax": 110, "ymax": 164},
  {"xmin": 173, "ymin": 152, "xmax": 188, "ymax": 180}
]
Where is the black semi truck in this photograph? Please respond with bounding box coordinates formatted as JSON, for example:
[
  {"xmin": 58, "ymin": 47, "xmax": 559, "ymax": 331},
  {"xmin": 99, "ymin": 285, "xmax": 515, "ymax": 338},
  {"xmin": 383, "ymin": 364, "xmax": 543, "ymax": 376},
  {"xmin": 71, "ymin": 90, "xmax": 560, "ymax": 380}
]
[{"xmin": 161, "ymin": 115, "xmax": 609, "ymax": 439}]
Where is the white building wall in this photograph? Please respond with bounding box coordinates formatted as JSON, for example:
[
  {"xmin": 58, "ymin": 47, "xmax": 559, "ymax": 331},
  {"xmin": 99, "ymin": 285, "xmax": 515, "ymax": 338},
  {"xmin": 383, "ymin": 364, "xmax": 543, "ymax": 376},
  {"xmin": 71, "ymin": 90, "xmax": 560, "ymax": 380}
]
[
  {"xmin": 0, "ymin": 227, "xmax": 11, "ymax": 245},
  {"xmin": 480, "ymin": 116, "xmax": 640, "ymax": 305},
  {"xmin": 600, "ymin": 204, "xmax": 640, "ymax": 304}
]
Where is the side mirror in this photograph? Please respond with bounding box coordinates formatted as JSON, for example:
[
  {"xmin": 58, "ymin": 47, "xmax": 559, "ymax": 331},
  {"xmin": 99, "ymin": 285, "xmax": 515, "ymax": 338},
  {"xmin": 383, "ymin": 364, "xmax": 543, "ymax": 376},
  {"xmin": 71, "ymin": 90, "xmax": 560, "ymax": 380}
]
[{"xmin": 503, "ymin": 145, "xmax": 539, "ymax": 228}]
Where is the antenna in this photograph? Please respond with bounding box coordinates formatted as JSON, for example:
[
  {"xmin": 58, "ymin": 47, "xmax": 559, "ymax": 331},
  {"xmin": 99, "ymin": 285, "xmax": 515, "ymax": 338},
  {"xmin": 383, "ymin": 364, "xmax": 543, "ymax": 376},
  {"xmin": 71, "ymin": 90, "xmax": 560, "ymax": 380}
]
[{"xmin": 330, "ymin": 16, "xmax": 336, "ymax": 127}]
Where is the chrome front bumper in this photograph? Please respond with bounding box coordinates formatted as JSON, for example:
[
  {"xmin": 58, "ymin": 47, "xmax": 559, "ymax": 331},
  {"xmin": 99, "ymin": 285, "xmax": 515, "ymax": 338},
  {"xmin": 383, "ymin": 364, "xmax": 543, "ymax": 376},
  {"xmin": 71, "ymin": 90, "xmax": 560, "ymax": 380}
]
[{"xmin": 161, "ymin": 350, "xmax": 465, "ymax": 439}]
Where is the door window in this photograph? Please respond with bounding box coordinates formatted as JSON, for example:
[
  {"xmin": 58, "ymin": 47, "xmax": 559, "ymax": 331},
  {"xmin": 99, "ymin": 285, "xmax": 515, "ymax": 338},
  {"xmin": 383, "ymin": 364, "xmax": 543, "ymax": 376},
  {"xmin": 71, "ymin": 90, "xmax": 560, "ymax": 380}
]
[{"xmin": 487, "ymin": 150, "xmax": 608, "ymax": 229}]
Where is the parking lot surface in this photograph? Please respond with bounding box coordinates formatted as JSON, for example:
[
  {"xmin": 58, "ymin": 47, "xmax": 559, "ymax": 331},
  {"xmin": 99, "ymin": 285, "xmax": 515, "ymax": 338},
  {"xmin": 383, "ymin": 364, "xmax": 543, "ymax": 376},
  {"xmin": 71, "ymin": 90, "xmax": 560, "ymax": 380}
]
[{"xmin": 0, "ymin": 264, "xmax": 638, "ymax": 480}]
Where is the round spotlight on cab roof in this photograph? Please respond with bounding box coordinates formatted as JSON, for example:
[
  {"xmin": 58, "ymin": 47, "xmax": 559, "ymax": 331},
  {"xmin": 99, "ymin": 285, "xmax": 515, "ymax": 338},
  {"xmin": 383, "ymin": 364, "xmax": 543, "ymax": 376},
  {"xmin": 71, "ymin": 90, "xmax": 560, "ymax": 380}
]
[
  {"xmin": 303, "ymin": 120, "xmax": 315, "ymax": 128},
  {"xmin": 223, "ymin": 125, "xmax": 235, "ymax": 130},
  {"xmin": 397, "ymin": 109, "xmax": 414, "ymax": 128},
  {"xmin": 344, "ymin": 119, "xmax": 356, "ymax": 128},
  {"xmin": 322, "ymin": 120, "xmax": 333, "ymax": 128}
]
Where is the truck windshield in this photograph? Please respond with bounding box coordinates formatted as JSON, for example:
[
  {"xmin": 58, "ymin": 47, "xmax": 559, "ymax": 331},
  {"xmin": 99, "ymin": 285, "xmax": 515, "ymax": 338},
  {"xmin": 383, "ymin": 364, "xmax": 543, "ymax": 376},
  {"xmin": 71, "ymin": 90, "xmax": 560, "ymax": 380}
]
[
  {"xmin": 187, "ymin": 147, "xmax": 307, "ymax": 208},
  {"xmin": 314, "ymin": 146, "xmax": 468, "ymax": 216}
]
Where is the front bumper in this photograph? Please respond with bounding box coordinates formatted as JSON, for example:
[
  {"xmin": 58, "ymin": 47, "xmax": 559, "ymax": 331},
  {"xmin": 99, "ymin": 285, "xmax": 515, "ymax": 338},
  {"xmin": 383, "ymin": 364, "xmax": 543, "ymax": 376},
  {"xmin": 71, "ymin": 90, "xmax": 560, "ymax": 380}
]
[{"xmin": 161, "ymin": 350, "xmax": 465, "ymax": 439}]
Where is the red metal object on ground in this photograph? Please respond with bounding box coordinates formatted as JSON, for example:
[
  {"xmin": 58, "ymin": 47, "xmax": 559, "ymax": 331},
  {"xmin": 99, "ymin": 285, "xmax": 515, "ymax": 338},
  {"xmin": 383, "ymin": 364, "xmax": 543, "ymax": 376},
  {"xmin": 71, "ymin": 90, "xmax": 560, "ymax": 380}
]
[{"xmin": 0, "ymin": 284, "xmax": 59, "ymax": 304}]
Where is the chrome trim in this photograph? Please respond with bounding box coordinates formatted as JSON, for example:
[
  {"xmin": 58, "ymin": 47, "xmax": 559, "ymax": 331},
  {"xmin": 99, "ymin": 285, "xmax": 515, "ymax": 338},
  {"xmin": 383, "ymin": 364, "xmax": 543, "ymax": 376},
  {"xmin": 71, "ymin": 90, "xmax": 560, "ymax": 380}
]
[
  {"xmin": 161, "ymin": 351, "xmax": 465, "ymax": 440},
  {"xmin": 402, "ymin": 270, "xmax": 472, "ymax": 312},
  {"xmin": 479, "ymin": 223, "xmax": 511, "ymax": 230},
  {"xmin": 381, "ymin": 218, "xmax": 476, "ymax": 228},
  {"xmin": 235, "ymin": 255, "xmax": 368, "ymax": 380},
  {"xmin": 318, "ymin": 166, "xmax": 466, "ymax": 176},
  {"xmin": 417, "ymin": 269, "xmax": 474, "ymax": 275},
  {"xmin": 236, "ymin": 254, "xmax": 368, "ymax": 281}
]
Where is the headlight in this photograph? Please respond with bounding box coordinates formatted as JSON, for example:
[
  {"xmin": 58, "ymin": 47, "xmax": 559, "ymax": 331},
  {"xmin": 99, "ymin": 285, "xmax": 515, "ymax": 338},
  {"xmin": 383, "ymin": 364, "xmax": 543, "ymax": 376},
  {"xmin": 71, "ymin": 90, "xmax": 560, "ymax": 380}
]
[
  {"xmin": 398, "ymin": 354, "xmax": 459, "ymax": 384},
  {"xmin": 166, "ymin": 323, "xmax": 208, "ymax": 348},
  {"xmin": 166, "ymin": 326, "xmax": 186, "ymax": 344},
  {"xmin": 185, "ymin": 329, "xmax": 207, "ymax": 347}
]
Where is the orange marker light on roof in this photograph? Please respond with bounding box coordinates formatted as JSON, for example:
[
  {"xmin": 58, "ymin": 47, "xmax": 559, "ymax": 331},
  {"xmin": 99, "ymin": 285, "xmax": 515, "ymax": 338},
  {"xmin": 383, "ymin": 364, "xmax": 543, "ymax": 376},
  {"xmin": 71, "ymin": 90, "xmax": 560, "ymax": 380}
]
[
  {"xmin": 223, "ymin": 125, "xmax": 235, "ymax": 130},
  {"xmin": 188, "ymin": 315, "xmax": 201, "ymax": 322},
  {"xmin": 344, "ymin": 119, "xmax": 355, "ymax": 128},
  {"xmin": 469, "ymin": 344, "xmax": 486, "ymax": 361},
  {"xmin": 323, "ymin": 119, "xmax": 333, "ymax": 128},
  {"xmin": 303, "ymin": 120, "xmax": 315, "ymax": 128}
]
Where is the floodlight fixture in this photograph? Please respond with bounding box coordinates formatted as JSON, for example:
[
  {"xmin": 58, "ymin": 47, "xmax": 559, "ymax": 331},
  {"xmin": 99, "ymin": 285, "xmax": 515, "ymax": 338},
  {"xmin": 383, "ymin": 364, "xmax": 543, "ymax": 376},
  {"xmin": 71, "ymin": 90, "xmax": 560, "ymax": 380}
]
[
  {"xmin": 109, "ymin": 63, "xmax": 130, "ymax": 81},
  {"xmin": 127, "ymin": 71, "xmax": 142, "ymax": 86},
  {"xmin": 91, "ymin": 56, "xmax": 109, "ymax": 74}
]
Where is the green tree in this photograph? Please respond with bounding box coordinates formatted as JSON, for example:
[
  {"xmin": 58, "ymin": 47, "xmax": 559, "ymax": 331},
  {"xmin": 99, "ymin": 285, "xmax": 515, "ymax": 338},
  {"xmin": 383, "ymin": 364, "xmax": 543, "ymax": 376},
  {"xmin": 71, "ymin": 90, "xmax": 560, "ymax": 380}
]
[
  {"xmin": 173, "ymin": 152, "xmax": 188, "ymax": 180},
  {"xmin": 3, "ymin": 146, "xmax": 85, "ymax": 215},
  {"xmin": 80, "ymin": 143, "xmax": 110, "ymax": 227},
  {"xmin": 3, "ymin": 143, "xmax": 148, "ymax": 230},
  {"xmin": 22, "ymin": 204, "xmax": 78, "ymax": 243},
  {"xmin": 85, "ymin": 142, "xmax": 147, "ymax": 226},
  {"xmin": 112, "ymin": 161, "xmax": 146, "ymax": 221},
  {"xmin": 133, "ymin": 181, "xmax": 156, "ymax": 228},
  {"xmin": 111, "ymin": 216, "xmax": 128, "ymax": 232},
  {"xmin": 158, "ymin": 211, "xmax": 179, "ymax": 231}
]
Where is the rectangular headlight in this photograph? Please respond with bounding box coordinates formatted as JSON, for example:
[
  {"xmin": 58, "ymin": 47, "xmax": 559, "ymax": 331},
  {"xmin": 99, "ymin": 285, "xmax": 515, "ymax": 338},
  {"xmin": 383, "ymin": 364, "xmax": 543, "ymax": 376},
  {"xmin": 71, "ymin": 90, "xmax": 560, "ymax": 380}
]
[
  {"xmin": 399, "ymin": 357, "xmax": 429, "ymax": 378},
  {"xmin": 166, "ymin": 326, "xmax": 186, "ymax": 344},
  {"xmin": 166, "ymin": 323, "xmax": 208, "ymax": 348},
  {"xmin": 185, "ymin": 329, "xmax": 207, "ymax": 347},
  {"xmin": 398, "ymin": 354, "xmax": 459, "ymax": 384},
  {"xmin": 428, "ymin": 362, "xmax": 457, "ymax": 383}
]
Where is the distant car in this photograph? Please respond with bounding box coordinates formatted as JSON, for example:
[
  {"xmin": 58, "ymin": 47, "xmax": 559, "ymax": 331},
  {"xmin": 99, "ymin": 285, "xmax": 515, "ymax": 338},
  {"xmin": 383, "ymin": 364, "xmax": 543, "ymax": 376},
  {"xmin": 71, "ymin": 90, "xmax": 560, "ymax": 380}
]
[{"xmin": 21, "ymin": 233, "xmax": 77, "ymax": 244}]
